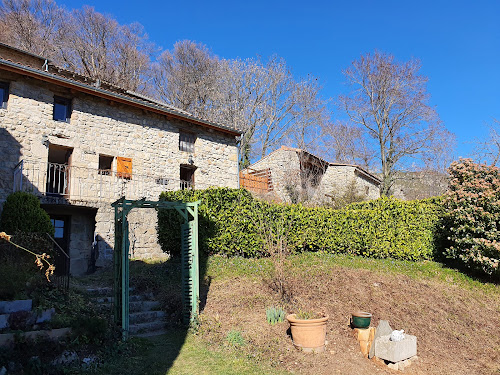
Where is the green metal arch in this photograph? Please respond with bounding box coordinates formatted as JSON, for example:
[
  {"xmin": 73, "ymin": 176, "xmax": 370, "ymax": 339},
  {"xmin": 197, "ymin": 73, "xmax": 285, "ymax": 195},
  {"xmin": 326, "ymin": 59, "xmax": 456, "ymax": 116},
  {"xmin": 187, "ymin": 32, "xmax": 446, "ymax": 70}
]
[{"xmin": 111, "ymin": 197, "xmax": 200, "ymax": 340}]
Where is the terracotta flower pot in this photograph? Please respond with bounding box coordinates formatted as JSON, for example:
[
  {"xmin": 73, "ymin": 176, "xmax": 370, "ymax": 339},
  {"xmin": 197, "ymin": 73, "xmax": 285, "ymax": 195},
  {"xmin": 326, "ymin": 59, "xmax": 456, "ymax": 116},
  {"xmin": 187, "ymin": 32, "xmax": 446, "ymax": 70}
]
[{"xmin": 286, "ymin": 314, "xmax": 329, "ymax": 353}]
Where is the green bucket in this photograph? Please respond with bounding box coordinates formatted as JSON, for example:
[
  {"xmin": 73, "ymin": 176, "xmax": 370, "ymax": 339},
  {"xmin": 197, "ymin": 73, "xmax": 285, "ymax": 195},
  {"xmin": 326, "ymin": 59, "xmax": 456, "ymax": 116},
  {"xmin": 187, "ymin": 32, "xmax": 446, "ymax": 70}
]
[{"xmin": 351, "ymin": 311, "xmax": 372, "ymax": 328}]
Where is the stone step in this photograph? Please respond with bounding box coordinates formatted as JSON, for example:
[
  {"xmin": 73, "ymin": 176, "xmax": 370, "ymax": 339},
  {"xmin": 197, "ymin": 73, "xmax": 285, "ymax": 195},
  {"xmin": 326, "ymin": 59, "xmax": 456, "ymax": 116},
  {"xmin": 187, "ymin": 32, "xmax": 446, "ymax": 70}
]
[
  {"xmin": 85, "ymin": 287, "xmax": 113, "ymax": 296},
  {"xmin": 130, "ymin": 300, "xmax": 161, "ymax": 313},
  {"xmin": 133, "ymin": 328, "xmax": 170, "ymax": 338},
  {"xmin": 96, "ymin": 300, "xmax": 161, "ymax": 312},
  {"xmin": 130, "ymin": 310, "xmax": 165, "ymax": 324},
  {"xmin": 93, "ymin": 293, "xmax": 154, "ymax": 304},
  {"xmin": 85, "ymin": 287, "xmax": 135, "ymax": 296},
  {"xmin": 129, "ymin": 320, "xmax": 165, "ymax": 335}
]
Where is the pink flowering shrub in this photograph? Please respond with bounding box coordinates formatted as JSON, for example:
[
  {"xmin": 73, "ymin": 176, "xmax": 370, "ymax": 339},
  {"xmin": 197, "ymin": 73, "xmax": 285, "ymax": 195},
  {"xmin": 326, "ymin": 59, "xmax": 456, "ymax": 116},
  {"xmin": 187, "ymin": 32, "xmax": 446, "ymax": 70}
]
[{"xmin": 443, "ymin": 159, "xmax": 500, "ymax": 277}]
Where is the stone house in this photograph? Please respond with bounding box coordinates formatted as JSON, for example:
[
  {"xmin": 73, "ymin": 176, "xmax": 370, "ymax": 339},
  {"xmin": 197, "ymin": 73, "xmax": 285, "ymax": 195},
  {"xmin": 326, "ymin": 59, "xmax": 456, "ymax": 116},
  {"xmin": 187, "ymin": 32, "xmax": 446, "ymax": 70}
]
[
  {"xmin": 243, "ymin": 146, "xmax": 381, "ymax": 204},
  {"xmin": 0, "ymin": 42, "xmax": 241, "ymax": 275}
]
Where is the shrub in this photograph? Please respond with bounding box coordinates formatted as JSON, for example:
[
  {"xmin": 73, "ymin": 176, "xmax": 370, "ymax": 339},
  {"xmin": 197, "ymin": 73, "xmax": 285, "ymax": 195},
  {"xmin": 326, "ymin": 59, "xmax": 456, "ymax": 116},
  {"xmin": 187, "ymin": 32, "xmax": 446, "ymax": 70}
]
[
  {"xmin": 442, "ymin": 159, "xmax": 500, "ymax": 277},
  {"xmin": 0, "ymin": 192, "xmax": 54, "ymax": 235},
  {"xmin": 158, "ymin": 188, "xmax": 442, "ymax": 261},
  {"xmin": 0, "ymin": 193, "xmax": 55, "ymax": 299}
]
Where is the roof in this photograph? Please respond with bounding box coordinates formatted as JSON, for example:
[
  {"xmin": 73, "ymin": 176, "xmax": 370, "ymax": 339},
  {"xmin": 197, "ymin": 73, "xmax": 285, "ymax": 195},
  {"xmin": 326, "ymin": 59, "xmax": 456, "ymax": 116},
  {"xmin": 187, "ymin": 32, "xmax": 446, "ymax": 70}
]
[
  {"xmin": 0, "ymin": 42, "xmax": 242, "ymax": 136},
  {"xmin": 248, "ymin": 145, "xmax": 382, "ymax": 185}
]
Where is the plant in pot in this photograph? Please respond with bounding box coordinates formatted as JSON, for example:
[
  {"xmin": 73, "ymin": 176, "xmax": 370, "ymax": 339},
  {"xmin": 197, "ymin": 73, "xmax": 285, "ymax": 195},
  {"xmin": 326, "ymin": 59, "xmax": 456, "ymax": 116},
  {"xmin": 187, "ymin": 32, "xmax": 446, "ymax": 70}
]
[{"xmin": 287, "ymin": 310, "xmax": 329, "ymax": 353}]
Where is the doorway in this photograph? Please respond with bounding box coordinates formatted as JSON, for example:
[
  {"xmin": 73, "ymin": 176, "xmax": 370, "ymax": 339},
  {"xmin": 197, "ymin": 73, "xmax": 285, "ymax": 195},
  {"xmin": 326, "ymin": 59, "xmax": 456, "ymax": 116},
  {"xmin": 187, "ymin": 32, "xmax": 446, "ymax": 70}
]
[
  {"xmin": 47, "ymin": 145, "xmax": 73, "ymax": 196},
  {"xmin": 49, "ymin": 215, "xmax": 71, "ymax": 285}
]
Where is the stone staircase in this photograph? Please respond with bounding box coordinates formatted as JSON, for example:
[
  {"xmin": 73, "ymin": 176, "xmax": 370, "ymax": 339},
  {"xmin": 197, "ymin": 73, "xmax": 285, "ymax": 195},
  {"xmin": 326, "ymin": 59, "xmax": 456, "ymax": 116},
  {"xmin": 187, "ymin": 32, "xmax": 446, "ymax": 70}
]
[{"xmin": 86, "ymin": 287, "xmax": 167, "ymax": 337}]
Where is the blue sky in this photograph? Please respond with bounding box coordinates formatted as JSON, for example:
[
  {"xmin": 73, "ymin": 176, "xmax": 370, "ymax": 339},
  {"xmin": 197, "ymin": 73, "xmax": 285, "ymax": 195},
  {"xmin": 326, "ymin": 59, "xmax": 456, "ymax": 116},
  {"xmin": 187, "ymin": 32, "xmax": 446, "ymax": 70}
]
[{"xmin": 58, "ymin": 0, "xmax": 500, "ymax": 159}]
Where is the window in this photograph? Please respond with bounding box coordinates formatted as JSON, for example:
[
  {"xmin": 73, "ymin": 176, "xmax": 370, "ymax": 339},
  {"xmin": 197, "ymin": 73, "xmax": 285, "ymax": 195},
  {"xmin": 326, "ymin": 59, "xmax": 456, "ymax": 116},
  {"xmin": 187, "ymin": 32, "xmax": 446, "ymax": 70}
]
[
  {"xmin": 180, "ymin": 165, "xmax": 195, "ymax": 190},
  {"xmin": 0, "ymin": 82, "xmax": 9, "ymax": 109},
  {"xmin": 98, "ymin": 155, "xmax": 114, "ymax": 175},
  {"xmin": 53, "ymin": 96, "xmax": 72, "ymax": 122},
  {"xmin": 179, "ymin": 131, "xmax": 196, "ymax": 153},
  {"xmin": 50, "ymin": 218, "xmax": 65, "ymax": 239},
  {"xmin": 117, "ymin": 157, "xmax": 132, "ymax": 179}
]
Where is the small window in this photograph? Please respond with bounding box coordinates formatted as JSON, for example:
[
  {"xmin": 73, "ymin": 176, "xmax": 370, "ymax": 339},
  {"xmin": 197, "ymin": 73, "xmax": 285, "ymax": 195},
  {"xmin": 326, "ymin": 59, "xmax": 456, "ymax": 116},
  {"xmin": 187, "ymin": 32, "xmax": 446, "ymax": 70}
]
[
  {"xmin": 180, "ymin": 165, "xmax": 195, "ymax": 190},
  {"xmin": 179, "ymin": 131, "xmax": 196, "ymax": 153},
  {"xmin": 117, "ymin": 156, "xmax": 132, "ymax": 179},
  {"xmin": 0, "ymin": 82, "xmax": 9, "ymax": 109},
  {"xmin": 50, "ymin": 219, "xmax": 65, "ymax": 239},
  {"xmin": 98, "ymin": 155, "xmax": 114, "ymax": 175},
  {"xmin": 53, "ymin": 96, "xmax": 72, "ymax": 122}
]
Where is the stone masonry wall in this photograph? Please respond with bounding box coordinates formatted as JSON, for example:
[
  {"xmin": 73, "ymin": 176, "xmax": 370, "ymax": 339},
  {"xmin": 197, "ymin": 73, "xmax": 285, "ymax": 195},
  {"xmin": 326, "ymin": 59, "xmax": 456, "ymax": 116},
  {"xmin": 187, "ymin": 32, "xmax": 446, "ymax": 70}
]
[
  {"xmin": 0, "ymin": 71, "xmax": 239, "ymax": 272},
  {"xmin": 313, "ymin": 166, "xmax": 380, "ymax": 205},
  {"xmin": 248, "ymin": 148, "xmax": 301, "ymax": 203},
  {"xmin": 247, "ymin": 148, "xmax": 380, "ymax": 204}
]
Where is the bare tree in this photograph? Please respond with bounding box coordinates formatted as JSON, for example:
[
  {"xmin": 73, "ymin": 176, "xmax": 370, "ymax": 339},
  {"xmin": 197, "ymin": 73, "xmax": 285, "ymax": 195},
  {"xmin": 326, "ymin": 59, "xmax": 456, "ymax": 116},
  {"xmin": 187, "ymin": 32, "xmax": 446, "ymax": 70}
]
[
  {"xmin": 61, "ymin": 6, "xmax": 153, "ymax": 91},
  {"xmin": 153, "ymin": 42, "xmax": 327, "ymax": 167},
  {"xmin": 0, "ymin": 1, "xmax": 154, "ymax": 91},
  {"xmin": 0, "ymin": 0, "xmax": 64, "ymax": 58},
  {"xmin": 322, "ymin": 121, "xmax": 376, "ymax": 169},
  {"xmin": 338, "ymin": 51, "xmax": 452, "ymax": 196},
  {"xmin": 471, "ymin": 118, "xmax": 500, "ymax": 166},
  {"xmin": 153, "ymin": 40, "xmax": 220, "ymax": 115}
]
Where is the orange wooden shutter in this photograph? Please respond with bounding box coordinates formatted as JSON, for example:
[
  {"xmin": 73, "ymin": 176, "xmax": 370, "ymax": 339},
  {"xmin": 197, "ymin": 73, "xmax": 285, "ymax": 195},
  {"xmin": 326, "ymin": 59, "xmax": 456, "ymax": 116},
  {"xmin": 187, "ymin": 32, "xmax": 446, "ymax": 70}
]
[{"xmin": 117, "ymin": 157, "xmax": 132, "ymax": 179}]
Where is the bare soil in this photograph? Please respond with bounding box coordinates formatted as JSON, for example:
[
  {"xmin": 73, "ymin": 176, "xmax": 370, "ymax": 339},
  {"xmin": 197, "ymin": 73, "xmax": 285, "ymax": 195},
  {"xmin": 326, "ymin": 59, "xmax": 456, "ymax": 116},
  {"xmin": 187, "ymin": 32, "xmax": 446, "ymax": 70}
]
[{"xmin": 198, "ymin": 266, "xmax": 500, "ymax": 375}]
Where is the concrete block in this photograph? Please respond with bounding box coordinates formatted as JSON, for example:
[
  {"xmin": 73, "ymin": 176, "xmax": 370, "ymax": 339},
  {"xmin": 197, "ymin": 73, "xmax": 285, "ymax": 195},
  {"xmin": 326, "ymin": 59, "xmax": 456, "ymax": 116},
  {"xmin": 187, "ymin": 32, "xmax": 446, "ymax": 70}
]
[
  {"xmin": 0, "ymin": 300, "xmax": 32, "ymax": 314},
  {"xmin": 375, "ymin": 334, "xmax": 417, "ymax": 363},
  {"xmin": 369, "ymin": 320, "xmax": 393, "ymax": 359}
]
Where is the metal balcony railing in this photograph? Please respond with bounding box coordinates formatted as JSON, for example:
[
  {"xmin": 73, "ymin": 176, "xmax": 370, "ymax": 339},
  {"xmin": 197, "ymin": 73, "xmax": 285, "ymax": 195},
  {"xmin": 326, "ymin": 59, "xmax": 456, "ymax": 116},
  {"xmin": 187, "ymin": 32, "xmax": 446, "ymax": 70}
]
[{"xmin": 13, "ymin": 160, "xmax": 195, "ymax": 204}]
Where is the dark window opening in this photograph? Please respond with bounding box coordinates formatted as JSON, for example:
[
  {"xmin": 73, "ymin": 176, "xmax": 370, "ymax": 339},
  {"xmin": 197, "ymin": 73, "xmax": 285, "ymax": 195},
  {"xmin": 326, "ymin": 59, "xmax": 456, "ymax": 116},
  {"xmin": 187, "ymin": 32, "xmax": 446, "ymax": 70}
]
[
  {"xmin": 0, "ymin": 82, "xmax": 9, "ymax": 109},
  {"xmin": 53, "ymin": 96, "xmax": 72, "ymax": 122},
  {"xmin": 98, "ymin": 155, "xmax": 114, "ymax": 175},
  {"xmin": 180, "ymin": 165, "xmax": 195, "ymax": 190},
  {"xmin": 179, "ymin": 131, "xmax": 196, "ymax": 153}
]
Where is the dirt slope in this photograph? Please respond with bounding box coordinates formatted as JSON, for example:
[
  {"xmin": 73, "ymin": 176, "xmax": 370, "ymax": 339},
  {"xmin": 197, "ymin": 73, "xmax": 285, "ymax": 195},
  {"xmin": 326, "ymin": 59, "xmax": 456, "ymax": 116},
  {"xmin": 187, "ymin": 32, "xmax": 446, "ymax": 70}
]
[{"xmin": 198, "ymin": 267, "xmax": 500, "ymax": 375}]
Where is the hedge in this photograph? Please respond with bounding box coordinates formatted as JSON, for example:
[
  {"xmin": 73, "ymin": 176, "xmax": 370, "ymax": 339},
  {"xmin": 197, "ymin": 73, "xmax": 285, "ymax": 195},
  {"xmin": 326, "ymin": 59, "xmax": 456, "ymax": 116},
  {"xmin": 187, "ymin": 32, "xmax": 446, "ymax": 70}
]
[{"xmin": 158, "ymin": 188, "xmax": 443, "ymax": 260}]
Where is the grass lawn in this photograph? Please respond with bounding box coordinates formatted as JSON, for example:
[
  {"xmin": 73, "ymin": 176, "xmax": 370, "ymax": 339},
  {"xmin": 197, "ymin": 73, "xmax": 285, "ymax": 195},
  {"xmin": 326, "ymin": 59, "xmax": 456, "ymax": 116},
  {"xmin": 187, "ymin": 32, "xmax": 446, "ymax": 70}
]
[{"xmin": 96, "ymin": 328, "xmax": 286, "ymax": 375}]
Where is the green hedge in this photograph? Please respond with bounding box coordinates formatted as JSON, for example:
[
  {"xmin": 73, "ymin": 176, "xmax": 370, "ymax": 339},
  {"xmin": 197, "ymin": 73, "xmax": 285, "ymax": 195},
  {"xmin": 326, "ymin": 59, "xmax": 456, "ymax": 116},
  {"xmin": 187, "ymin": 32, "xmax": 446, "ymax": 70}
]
[{"xmin": 158, "ymin": 188, "xmax": 443, "ymax": 260}]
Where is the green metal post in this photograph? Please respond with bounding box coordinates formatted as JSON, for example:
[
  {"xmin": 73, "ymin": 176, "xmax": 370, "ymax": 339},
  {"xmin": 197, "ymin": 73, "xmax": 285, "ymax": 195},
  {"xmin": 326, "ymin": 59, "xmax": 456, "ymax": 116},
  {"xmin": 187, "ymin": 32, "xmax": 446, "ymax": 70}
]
[
  {"xmin": 121, "ymin": 206, "xmax": 130, "ymax": 340},
  {"xmin": 192, "ymin": 203, "xmax": 199, "ymax": 321},
  {"xmin": 113, "ymin": 204, "xmax": 122, "ymax": 325}
]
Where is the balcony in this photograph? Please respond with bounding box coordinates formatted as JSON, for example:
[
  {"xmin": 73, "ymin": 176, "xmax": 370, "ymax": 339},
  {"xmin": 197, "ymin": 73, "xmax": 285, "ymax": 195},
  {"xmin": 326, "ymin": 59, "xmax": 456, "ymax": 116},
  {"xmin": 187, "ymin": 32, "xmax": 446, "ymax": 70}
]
[{"xmin": 13, "ymin": 160, "xmax": 194, "ymax": 206}]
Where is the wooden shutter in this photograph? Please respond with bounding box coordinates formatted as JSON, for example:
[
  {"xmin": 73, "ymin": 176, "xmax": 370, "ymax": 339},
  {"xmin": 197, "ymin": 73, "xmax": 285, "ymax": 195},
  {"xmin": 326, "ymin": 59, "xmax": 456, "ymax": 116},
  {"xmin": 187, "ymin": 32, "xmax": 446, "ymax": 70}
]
[{"xmin": 117, "ymin": 157, "xmax": 132, "ymax": 179}]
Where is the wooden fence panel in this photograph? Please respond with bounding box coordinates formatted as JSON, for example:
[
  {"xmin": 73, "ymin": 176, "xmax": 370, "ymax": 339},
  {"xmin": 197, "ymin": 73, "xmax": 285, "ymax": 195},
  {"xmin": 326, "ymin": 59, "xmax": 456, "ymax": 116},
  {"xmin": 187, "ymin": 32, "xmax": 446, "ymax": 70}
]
[{"xmin": 239, "ymin": 169, "xmax": 273, "ymax": 194}]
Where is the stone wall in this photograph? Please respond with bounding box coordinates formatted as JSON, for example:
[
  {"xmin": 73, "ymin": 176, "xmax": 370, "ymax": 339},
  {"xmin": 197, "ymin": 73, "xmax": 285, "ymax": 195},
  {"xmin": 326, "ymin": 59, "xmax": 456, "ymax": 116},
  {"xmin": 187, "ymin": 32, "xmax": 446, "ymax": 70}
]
[
  {"xmin": 0, "ymin": 71, "xmax": 239, "ymax": 274},
  {"xmin": 247, "ymin": 148, "xmax": 380, "ymax": 204},
  {"xmin": 249, "ymin": 148, "xmax": 301, "ymax": 203},
  {"xmin": 313, "ymin": 166, "xmax": 380, "ymax": 205}
]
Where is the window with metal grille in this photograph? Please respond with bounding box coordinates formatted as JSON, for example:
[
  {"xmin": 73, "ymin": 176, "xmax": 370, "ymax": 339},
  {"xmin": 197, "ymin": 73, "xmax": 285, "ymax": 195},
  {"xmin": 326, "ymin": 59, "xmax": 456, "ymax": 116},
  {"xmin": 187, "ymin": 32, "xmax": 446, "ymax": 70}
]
[
  {"xmin": 179, "ymin": 131, "xmax": 196, "ymax": 153},
  {"xmin": 180, "ymin": 165, "xmax": 195, "ymax": 190}
]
